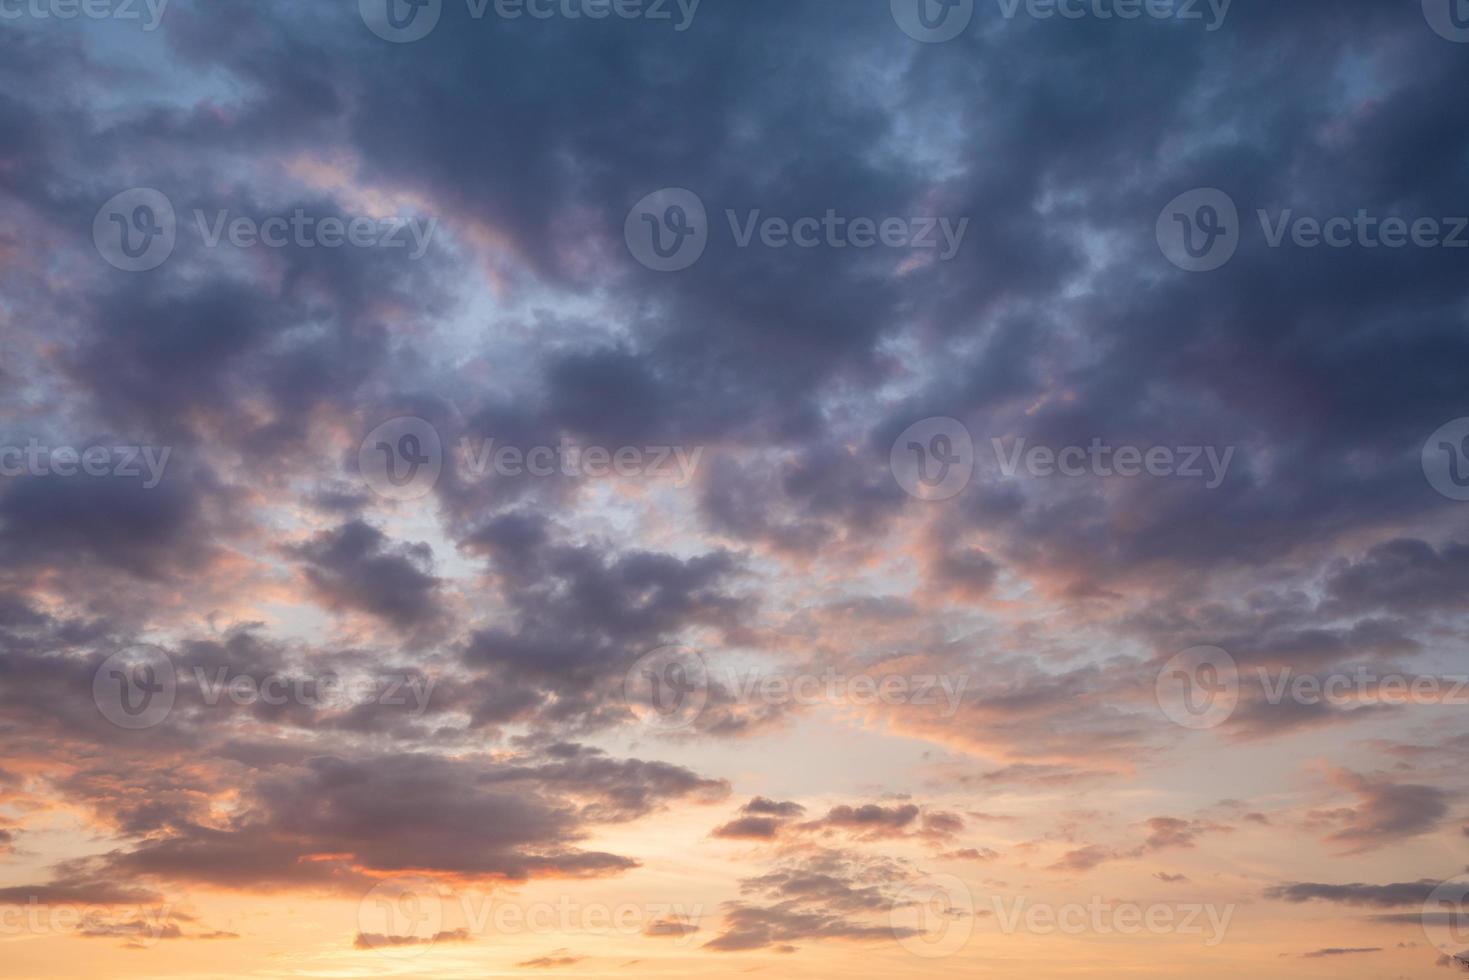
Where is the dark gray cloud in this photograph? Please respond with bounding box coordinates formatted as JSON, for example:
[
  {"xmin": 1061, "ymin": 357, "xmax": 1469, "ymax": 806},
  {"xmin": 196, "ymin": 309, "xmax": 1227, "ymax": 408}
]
[
  {"xmin": 1264, "ymin": 880, "xmax": 1442, "ymax": 908},
  {"xmin": 287, "ymin": 520, "xmax": 445, "ymax": 632}
]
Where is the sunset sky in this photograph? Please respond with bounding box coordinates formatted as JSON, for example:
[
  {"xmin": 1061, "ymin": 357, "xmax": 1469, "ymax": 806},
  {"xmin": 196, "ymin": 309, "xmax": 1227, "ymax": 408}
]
[{"xmin": 2, "ymin": 1, "xmax": 1469, "ymax": 978}]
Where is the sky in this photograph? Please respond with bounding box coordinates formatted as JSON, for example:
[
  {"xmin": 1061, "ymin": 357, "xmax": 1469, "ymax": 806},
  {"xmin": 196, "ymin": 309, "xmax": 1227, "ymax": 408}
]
[{"xmin": 2, "ymin": 0, "xmax": 1469, "ymax": 977}]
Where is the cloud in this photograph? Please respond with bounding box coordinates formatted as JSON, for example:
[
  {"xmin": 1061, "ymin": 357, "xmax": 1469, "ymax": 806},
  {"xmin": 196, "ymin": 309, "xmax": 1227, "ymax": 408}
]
[
  {"xmin": 1263, "ymin": 880, "xmax": 1441, "ymax": 907},
  {"xmin": 287, "ymin": 520, "xmax": 445, "ymax": 633},
  {"xmin": 1322, "ymin": 770, "xmax": 1451, "ymax": 853},
  {"xmin": 517, "ymin": 950, "xmax": 584, "ymax": 968},
  {"xmin": 355, "ymin": 929, "xmax": 472, "ymax": 950}
]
